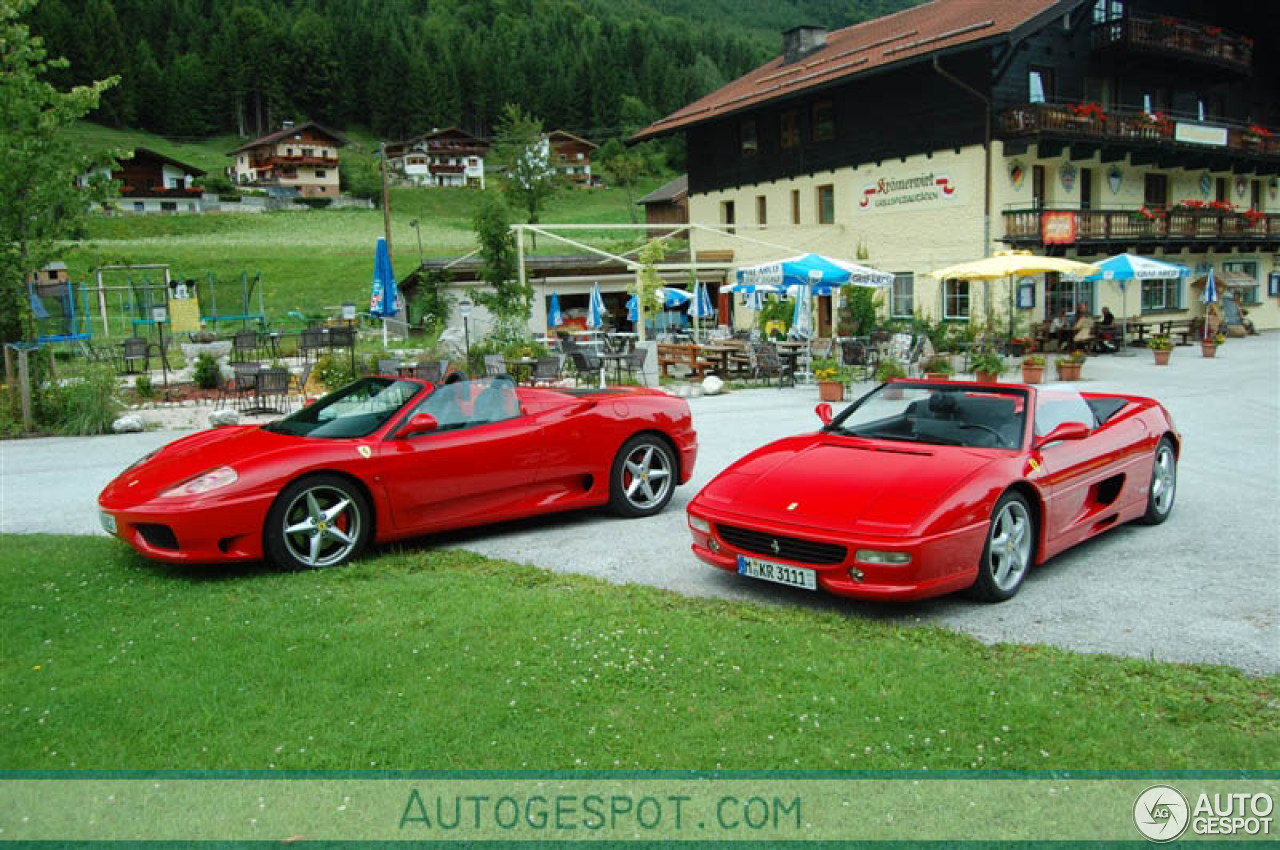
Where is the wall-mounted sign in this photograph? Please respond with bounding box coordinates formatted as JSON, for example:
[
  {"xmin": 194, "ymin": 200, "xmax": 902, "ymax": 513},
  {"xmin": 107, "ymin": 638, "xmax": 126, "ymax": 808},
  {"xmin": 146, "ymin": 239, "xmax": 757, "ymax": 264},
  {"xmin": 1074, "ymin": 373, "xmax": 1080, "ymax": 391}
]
[
  {"xmin": 1269, "ymin": 272, "xmax": 1280, "ymax": 297},
  {"xmin": 1041, "ymin": 211, "xmax": 1077, "ymax": 244},
  {"xmin": 1107, "ymin": 165, "xmax": 1123, "ymax": 194},
  {"xmin": 857, "ymin": 171, "xmax": 956, "ymax": 211},
  {"xmin": 1017, "ymin": 277, "xmax": 1036, "ymax": 309},
  {"xmin": 1059, "ymin": 162, "xmax": 1077, "ymax": 193},
  {"xmin": 1009, "ymin": 161, "xmax": 1026, "ymax": 190},
  {"xmin": 1174, "ymin": 122, "xmax": 1229, "ymax": 147}
]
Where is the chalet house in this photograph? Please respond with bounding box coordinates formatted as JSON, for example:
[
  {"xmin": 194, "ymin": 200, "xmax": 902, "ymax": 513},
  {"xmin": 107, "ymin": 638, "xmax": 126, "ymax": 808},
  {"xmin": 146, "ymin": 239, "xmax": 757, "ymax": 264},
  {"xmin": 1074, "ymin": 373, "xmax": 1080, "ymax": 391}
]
[
  {"xmin": 637, "ymin": 174, "xmax": 690, "ymax": 229},
  {"xmin": 80, "ymin": 147, "xmax": 207, "ymax": 214},
  {"xmin": 386, "ymin": 128, "xmax": 488, "ymax": 189},
  {"xmin": 634, "ymin": 0, "xmax": 1279, "ymax": 335},
  {"xmin": 229, "ymin": 121, "xmax": 346, "ymax": 197},
  {"xmin": 548, "ymin": 130, "xmax": 598, "ymax": 185}
]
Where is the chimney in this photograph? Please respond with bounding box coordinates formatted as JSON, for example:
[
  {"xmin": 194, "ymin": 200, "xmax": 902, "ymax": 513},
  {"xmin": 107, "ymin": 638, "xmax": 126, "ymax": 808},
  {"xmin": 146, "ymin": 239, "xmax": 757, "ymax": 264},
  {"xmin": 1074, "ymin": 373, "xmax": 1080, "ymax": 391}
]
[{"xmin": 782, "ymin": 25, "xmax": 827, "ymax": 65}]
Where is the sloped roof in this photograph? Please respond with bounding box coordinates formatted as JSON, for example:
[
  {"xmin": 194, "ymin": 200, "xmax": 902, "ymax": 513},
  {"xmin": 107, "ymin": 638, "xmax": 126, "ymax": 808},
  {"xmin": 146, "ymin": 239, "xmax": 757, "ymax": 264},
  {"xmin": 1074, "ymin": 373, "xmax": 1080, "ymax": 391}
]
[
  {"xmin": 230, "ymin": 121, "xmax": 349, "ymax": 154},
  {"xmin": 637, "ymin": 174, "xmax": 688, "ymax": 205},
  {"xmin": 130, "ymin": 147, "xmax": 206, "ymax": 177},
  {"xmin": 548, "ymin": 129, "xmax": 599, "ymax": 150},
  {"xmin": 633, "ymin": 0, "xmax": 1072, "ymax": 140}
]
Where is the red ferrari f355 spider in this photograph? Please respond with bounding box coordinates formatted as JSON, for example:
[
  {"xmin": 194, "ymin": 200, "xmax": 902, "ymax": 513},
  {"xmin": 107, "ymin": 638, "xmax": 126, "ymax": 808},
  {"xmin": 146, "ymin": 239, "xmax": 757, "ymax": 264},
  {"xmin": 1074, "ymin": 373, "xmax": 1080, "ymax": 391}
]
[
  {"xmin": 687, "ymin": 379, "xmax": 1178, "ymax": 602},
  {"xmin": 99, "ymin": 375, "xmax": 697, "ymax": 569}
]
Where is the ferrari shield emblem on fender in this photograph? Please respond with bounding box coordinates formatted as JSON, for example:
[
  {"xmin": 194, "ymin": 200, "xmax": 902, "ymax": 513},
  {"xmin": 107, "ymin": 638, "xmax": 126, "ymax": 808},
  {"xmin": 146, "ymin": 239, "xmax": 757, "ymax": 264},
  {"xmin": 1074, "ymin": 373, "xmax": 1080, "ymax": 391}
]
[
  {"xmin": 787, "ymin": 502, "xmax": 799, "ymax": 511},
  {"xmin": 358, "ymin": 445, "xmax": 372, "ymax": 459}
]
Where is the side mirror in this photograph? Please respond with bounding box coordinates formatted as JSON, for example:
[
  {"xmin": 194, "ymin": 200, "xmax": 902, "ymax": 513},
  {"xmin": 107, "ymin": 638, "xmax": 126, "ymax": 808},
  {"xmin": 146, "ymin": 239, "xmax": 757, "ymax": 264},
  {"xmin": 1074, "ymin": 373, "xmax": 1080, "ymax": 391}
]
[
  {"xmin": 1033, "ymin": 420, "xmax": 1090, "ymax": 449},
  {"xmin": 395, "ymin": 412, "xmax": 438, "ymax": 439},
  {"xmin": 815, "ymin": 402, "xmax": 834, "ymax": 426}
]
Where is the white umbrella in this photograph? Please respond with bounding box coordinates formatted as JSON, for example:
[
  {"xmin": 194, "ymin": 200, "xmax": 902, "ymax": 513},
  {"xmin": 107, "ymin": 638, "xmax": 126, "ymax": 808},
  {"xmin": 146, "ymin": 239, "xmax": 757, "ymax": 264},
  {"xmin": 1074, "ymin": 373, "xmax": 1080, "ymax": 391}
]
[
  {"xmin": 1200, "ymin": 268, "xmax": 1218, "ymax": 341},
  {"xmin": 688, "ymin": 281, "xmax": 713, "ymax": 341}
]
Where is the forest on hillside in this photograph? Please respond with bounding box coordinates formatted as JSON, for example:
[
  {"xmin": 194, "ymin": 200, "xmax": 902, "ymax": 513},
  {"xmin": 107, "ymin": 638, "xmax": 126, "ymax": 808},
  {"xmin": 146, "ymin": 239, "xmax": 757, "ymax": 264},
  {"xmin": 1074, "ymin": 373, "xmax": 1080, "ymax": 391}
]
[{"xmin": 22, "ymin": 0, "xmax": 917, "ymax": 145}]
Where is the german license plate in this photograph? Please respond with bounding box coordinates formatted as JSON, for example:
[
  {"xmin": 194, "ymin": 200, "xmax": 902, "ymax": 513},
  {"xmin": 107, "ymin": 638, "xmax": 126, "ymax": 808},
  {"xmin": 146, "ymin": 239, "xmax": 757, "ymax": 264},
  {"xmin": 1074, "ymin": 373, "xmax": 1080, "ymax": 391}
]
[
  {"xmin": 99, "ymin": 511, "xmax": 117, "ymax": 536},
  {"xmin": 737, "ymin": 555, "xmax": 816, "ymax": 590}
]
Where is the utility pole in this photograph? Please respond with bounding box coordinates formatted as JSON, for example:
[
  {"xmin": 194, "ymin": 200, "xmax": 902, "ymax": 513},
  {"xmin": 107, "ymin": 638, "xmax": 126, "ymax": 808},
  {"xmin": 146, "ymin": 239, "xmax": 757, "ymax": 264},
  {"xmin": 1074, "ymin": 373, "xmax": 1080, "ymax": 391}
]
[
  {"xmin": 409, "ymin": 219, "xmax": 424, "ymax": 268},
  {"xmin": 380, "ymin": 142, "xmax": 393, "ymax": 259}
]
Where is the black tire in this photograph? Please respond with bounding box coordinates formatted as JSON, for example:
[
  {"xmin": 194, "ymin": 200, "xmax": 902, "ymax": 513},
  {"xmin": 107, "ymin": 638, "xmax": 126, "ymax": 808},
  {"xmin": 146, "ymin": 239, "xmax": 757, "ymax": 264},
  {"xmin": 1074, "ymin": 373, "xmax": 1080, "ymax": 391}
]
[
  {"xmin": 970, "ymin": 491, "xmax": 1036, "ymax": 602},
  {"xmin": 608, "ymin": 434, "xmax": 677, "ymax": 518},
  {"xmin": 1139, "ymin": 437, "xmax": 1177, "ymax": 525},
  {"xmin": 264, "ymin": 474, "xmax": 372, "ymax": 569}
]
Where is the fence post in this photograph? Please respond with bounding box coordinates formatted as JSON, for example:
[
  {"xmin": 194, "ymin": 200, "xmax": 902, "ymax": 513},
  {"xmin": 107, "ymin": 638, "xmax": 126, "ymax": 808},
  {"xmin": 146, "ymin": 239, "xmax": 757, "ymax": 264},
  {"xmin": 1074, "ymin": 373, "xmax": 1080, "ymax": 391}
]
[{"xmin": 17, "ymin": 348, "xmax": 33, "ymax": 431}]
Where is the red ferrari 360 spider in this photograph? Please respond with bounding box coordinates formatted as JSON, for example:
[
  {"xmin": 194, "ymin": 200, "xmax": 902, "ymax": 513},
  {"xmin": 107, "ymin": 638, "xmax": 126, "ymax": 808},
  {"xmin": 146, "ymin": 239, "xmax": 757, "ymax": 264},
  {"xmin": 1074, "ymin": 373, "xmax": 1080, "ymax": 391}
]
[
  {"xmin": 688, "ymin": 379, "xmax": 1178, "ymax": 602},
  {"xmin": 100, "ymin": 375, "xmax": 697, "ymax": 569}
]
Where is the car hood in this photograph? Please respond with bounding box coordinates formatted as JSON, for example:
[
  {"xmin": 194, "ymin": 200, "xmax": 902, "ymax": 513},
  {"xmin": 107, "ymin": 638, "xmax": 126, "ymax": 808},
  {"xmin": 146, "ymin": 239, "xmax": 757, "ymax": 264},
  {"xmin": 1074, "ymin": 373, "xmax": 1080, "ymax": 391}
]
[
  {"xmin": 100, "ymin": 425, "xmax": 303, "ymax": 504},
  {"xmin": 695, "ymin": 434, "xmax": 998, "ymax": 535}
]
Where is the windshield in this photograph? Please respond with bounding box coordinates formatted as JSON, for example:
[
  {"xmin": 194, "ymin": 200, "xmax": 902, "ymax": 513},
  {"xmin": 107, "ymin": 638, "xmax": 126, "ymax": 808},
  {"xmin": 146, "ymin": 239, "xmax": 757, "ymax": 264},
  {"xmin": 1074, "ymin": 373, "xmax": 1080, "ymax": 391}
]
[
  {"xmin": 827, "ymin": 383, "xmax": 1029, "ymax": 449},
  {"xmin": 265, "ymin": 377, "xmax": 423, "ymax": 438}
]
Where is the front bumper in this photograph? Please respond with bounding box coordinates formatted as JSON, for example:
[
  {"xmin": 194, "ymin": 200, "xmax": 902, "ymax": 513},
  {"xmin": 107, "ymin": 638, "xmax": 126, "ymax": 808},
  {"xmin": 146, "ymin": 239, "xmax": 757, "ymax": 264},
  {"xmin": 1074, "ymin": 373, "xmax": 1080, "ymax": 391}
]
[
  {"xmin": 97, "ymin": 490, "xmax": 275, "ymax": 564},
  {"xmin": 687, "ymin": 504, "xmax": 988, "ymax": 601}
]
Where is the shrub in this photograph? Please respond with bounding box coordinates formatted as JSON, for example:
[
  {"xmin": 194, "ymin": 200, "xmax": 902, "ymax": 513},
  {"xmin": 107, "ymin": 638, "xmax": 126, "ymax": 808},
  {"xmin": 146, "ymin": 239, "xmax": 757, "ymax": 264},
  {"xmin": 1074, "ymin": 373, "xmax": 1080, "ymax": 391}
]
[
  {"xmin": 875, "ymin": 358, "xmax": 906, "ymax": 381},
  {"xmin": 134, "ymin": 372, "xmax": 154, "ymax": 400},
  {"xmin": 314, "ymin": 353, "xmax": 367, "ymax": 391},
  {"xmin": 193, "ymin": 353, "xmax": 221, "ymax": 390},
  {"xmin": 41, "ymin": 364, "xmax": 123, "ymax": 435},
  {"xmin": 295, "ymin": 196, "xmax": 333, "ymax": 209},
  {"xmin": 921, "ymin": 355, "xmax": 955, "ymax": 375}
]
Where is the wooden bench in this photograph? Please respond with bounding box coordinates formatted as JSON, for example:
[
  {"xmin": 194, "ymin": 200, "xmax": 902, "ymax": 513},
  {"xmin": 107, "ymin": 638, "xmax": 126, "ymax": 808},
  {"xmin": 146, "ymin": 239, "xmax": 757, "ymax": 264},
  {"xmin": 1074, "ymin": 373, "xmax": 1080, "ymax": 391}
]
[
  {"xmin": 1160, "ymin": 319, "xmax": 1196, "ymax": 346},
  {"xmin": 657, "ymin": 343, "xmax": 710, "ymax": 378}
]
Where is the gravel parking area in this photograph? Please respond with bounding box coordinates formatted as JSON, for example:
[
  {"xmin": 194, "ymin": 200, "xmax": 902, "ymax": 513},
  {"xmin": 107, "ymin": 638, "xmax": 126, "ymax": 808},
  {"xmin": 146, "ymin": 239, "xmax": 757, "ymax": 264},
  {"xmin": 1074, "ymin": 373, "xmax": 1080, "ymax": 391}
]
[{"xmin": 2, "ymin": 332, "xmax": 1276, "ymax": 674}]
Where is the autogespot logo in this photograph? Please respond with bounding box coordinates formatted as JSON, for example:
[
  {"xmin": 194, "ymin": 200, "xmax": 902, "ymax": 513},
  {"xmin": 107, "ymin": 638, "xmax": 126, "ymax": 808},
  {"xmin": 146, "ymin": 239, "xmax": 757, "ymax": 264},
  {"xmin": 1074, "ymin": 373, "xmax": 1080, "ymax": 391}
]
[{"xmin": 1134, "ymin": 785, "xmax": 1190, "ymax": 843}]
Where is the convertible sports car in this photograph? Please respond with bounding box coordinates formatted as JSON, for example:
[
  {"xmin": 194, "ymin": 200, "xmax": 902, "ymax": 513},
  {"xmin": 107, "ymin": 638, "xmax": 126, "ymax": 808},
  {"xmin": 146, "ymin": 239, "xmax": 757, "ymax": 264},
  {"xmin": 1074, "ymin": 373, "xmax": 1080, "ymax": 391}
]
[
  {"xmin": 687, "ymin": 379, "xmax": 1178, "ymax": 602},
  {"xmin": 99, "ymin": 375, "xmax": 697, "ymax": 569}
]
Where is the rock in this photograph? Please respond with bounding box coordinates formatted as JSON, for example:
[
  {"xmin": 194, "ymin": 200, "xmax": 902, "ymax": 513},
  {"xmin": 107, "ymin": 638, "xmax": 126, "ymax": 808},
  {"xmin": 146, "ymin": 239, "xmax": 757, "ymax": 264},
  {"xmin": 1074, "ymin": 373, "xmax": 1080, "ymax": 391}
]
[
  {"xmin": 111, "ymin": 415, "xmax": 144, "ymax": 433},
  {"xmin": 209, "ymin": 408, "xmax": 240, "ymax": 427},
  {"xmin": 701, "ymin": 375, "xmax": 725, "ymax": 395}
]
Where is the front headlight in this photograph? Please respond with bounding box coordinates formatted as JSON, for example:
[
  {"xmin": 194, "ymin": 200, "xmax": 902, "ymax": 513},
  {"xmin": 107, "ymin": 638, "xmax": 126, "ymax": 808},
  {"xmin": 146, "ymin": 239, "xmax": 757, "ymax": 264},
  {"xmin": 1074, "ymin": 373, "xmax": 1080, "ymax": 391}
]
[
  {"xmin": 161, "ymin": 466, "xmax": 238, "ymax": 498},
  {"xmin": 855, "ymin": 549, "xmax": 912, "ymax": 566},
  {"xmin": 688, "ymin": 514, "xmax": 711, "ymax": 534}
]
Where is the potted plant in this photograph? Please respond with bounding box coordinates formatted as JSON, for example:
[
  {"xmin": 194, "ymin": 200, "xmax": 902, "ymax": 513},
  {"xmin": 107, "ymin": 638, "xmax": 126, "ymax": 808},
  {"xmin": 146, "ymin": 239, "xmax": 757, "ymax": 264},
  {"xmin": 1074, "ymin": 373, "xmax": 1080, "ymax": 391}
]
[
  {"xmin": 970, "ymin": 350, "xmax": 1005, "ymax": 383},
  {"xmin": 1201, "ymin": 332, "xmax": 1226, "ymax": 358},
  {"xmin": 1021, "ymin": 354, "xmax": 1046, "ymax": 384},
  {"xmin": 921, "ymin": 355, "xmax": 954, "ymax": 381},
  {"xmin": 1148, "ymin": 334, "xmax": 1174, "ymax": 365},
  {"xmin": 874, "ymin": 358, "xmax": 906, "ymax": 382},
  {"xmin": 1055, "ymin": 350, "xmax": 1086, "ymax": 381},
  {"xmin": 812, "ymin": 358, "xmax": 847, "ymax": 402}
]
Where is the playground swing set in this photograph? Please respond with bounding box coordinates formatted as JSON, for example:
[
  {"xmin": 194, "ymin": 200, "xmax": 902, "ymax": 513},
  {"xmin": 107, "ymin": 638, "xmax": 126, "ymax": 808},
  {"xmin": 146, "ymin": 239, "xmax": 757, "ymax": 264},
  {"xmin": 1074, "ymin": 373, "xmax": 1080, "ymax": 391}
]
[{"xmin": 26, "ymin": 264, "xmax": 267, "ymax": 353}]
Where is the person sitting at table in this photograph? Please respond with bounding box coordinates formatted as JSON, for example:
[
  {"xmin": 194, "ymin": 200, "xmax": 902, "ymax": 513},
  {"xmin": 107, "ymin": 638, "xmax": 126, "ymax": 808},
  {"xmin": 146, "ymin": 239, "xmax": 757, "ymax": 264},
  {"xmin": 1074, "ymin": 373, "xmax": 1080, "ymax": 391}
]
[
  {"xmin": 1071, "ymin": 311, "xmax": 1094, "ymax": 353},
  {"xmin": 1049, "ymin": 308, "xmax": 1073, "ymax": 350},
  {"xmin": 1096, "ymin": 306, "xmax": 1117, "ymax": 352}
]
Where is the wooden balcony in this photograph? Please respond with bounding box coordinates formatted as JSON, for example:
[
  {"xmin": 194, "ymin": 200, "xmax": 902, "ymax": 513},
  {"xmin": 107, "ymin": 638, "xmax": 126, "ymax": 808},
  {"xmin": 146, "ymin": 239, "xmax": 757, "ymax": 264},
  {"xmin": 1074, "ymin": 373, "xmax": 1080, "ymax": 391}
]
[
  {"xmin": 1003, "ymin": 206, "xmax": 1280, "ymax": 251},
  {"xmin": 1091, "ymin": 13, "xmax": 1253, "ymax": 74},
  {"xmin": 999, "ymin": 103, "xmax": 1280, "ymax": 167}
]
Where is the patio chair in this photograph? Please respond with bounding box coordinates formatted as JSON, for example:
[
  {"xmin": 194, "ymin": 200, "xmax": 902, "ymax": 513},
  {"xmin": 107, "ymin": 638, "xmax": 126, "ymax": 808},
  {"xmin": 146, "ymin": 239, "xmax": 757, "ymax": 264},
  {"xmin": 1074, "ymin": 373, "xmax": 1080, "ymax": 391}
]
[
  {"xmin": 749, "ymin": 343, "xmax": 793, "ymax": 389},
  {"xmin": 217, "ymin": 362, "xmax": 261, "ymax": 410},
  {"xmin": 250, "ymin": 367, "xmax": 292, "ymax": 415},
  {"xmin": 482, "ymin": 354, "xmax": 507, "ymax": 377},
  {"xmin": 618, "ymin": 348, "xmax": 648, "ymax": 384},
  {"xmin": 530, "ymin": 355, "xmax": 563, "ymax": 386},
  {"xmin": 120, "ymin": 337, "xmax": 151, "ymax": 375},
  {"xmin": 413, "ymin": 359, "xmax": 445, "ymax": 383},
  {"xmin": 299, "ymin": 327, "xmax": 327, "ymax": 362},
  {"xmin": 231, "ymin": 329, "xmax": 259, "ymax": 362},
  {"xmin": 568, "ymin": 349, "xmax": 604, "ymax": 387},
  {"xmin": 376, "ymin": 358, "xmax": 401, "ymax": 376},
  {"xmin": 327, "ymin": 325, "xmax": 356, "ymax": 351},
  {"xmin": 289, "ymin": 362, "xmax": 314, "ymax": 403}
]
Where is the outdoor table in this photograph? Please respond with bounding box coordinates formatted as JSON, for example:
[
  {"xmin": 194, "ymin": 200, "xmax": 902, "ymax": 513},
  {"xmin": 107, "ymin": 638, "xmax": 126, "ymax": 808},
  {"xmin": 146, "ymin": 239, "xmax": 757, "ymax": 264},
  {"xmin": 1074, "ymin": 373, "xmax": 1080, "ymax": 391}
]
[
  {"xmin": 774, "ymin": 340, "xmax": 809, "ymax": 382},
  {"xmin": 699, "ymin": 343, "xmax": 742, "ymax": 377},
  {"xmin": 600, "ymin": 352, "xmax": 628, "ymax": 383}
]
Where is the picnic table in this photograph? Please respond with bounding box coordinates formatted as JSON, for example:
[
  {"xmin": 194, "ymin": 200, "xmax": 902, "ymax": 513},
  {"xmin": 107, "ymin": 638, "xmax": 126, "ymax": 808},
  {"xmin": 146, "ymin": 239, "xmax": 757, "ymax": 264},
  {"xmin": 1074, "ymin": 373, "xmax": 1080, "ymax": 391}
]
[{"xmin": 698, "ymin": 343, "xmax": 745, "ymax": 377}]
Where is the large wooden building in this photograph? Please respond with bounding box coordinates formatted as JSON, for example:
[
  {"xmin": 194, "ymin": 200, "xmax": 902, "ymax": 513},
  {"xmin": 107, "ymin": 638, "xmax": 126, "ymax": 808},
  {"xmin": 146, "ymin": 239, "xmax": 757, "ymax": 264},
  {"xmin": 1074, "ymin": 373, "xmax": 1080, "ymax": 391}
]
[
  {"xmin": 634, "ymin": 0, "xmax": 1280, "ymax": 334},
  {"xmin": 386, "ymin": 128, "xmax": 489, "ymax": 189},
  {"xmin": 229, "ymin": 121, "xmax": 347, "ymax": 198}
]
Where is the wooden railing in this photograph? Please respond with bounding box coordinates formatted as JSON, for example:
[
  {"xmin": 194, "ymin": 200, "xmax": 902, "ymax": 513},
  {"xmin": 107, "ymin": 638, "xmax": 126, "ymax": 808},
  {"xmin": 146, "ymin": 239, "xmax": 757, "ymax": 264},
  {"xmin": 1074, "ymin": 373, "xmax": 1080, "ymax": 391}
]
[
  {"xmin": 999, "ymin": 103, "xmax": 1280, "ymax": 156},
  {"xmin": 1003, "ymin": 207, "xmax": 1280, "ymax": 245},
  {"xmin": 1091, "ymin": 13, "xmax": 1252, "ymax": 73}
]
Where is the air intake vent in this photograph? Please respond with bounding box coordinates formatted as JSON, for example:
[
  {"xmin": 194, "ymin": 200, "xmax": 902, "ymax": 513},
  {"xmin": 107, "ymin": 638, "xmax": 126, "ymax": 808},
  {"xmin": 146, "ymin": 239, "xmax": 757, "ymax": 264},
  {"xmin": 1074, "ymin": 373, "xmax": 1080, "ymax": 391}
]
[
  {"xmin": 716, "ymin": 524, "xmax": 846, "ymax": 565},
  {"xmin": 136, "ymin": 523, "xmax": 179, "ymax": 551}
]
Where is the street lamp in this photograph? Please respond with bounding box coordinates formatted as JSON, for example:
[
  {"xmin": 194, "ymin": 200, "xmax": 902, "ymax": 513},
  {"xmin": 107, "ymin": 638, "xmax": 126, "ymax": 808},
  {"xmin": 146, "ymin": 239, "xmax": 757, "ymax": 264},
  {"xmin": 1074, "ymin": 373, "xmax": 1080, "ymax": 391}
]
[{"xmin": 409, "ymin": 219, "xmax": 424, "ymax": 267}]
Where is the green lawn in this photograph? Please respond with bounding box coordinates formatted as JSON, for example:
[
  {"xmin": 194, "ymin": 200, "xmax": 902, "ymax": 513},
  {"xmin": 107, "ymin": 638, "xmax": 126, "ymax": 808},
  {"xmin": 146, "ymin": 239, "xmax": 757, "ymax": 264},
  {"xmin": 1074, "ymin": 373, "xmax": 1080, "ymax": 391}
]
[{"xmin": 3, "ymin": 535, "xmax": 1275, "ymax": 772}]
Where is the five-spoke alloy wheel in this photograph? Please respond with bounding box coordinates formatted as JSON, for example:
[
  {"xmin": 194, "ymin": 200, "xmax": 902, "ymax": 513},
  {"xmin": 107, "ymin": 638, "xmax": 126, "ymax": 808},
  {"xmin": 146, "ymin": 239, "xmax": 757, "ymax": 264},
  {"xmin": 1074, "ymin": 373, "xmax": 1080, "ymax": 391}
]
[
  {"xmin": 1140, "ymin": 437, "xmax": 1177, "ymax": 525},
  {"xmin": 609, "ymin": 435, "xmax": 676, "ymax": 518},
  {"xmin": 971, "ymin": 491, "xmax": 1036, "ymax": 602},
  {"xmin": 265, "ymin": 475, "xmax": 371, "ymax": 569}
]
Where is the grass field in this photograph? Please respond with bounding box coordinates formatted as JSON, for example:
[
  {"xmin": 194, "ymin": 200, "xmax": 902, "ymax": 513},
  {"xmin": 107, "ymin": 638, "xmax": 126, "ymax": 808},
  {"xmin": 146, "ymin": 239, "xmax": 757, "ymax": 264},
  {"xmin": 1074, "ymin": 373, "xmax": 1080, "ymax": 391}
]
[
  {"xmin": 61, "ymin": 122, "xmax": 663, "ymax": 327},
  {"xmin": 3, "ymin": 534, "xmax": 1276, "ymax": 772}
]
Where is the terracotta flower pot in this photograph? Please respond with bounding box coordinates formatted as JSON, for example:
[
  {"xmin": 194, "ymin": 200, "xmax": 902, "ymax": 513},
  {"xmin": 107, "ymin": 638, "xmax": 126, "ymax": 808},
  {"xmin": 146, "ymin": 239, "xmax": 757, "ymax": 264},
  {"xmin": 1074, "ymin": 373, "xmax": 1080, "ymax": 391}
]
[
  {"xmin": 1201, "ymin": 342, "xmax": 1218, "ymax": 358},
  {"xmin": 1021, "ymin": 364, "xmax": 1044, "ymax": 384},
  {"xmin": 975, "ymin": 371, "xmax": 999, "ymax": 383},
  {"xmin": 1153, "ymin": 349, "xmax": 1172, "ymax": 366},
  {"xmin": 925, "ymin": 372, "xmax": 951, "ymax": 381},
  {"xmin": 1056, "ymin": 362, "xmax": 1083, "ymax": 381},
  {"xmin": 817, "ymin": 380, "xmax": 844, "ymax": 402}
]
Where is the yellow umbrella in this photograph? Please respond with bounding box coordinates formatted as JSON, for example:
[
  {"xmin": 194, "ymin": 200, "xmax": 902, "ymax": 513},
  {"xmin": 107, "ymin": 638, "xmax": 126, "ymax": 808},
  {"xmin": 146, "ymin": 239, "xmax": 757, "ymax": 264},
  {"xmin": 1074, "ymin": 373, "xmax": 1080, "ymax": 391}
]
[{"xmin": 928, "ymin": 250, "xmax": 1101, "ymax": 338}]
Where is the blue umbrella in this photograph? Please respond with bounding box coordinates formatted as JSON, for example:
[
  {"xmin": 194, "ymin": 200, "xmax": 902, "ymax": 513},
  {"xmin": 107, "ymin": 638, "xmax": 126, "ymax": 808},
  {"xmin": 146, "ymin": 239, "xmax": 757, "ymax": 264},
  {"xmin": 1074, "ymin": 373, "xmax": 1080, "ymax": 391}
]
[
  {"xmin": 369, "ymin": 236, "xmax": 399, "ymax": 345},
  {"xmin": 587, "ymin": 282, "xmax": 607, "ymax": 329},
  {"xmin": 736, "ymin": 253, "xmax": 892, "ymax": 293},
  {"xmin": 626, "ymin": 294, "xmax": 638, "ymax": 323},
  {"xmin": 548, "ymin": 291, "xmax": 564, "ymax": 328},
  {"xmin": 1083, "ymin": 254, "xmax": 1187, "ymax": 353},
  {"xmin": 1200, "ymin": 268, "xmax": 1218, "ymax": 341}
]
